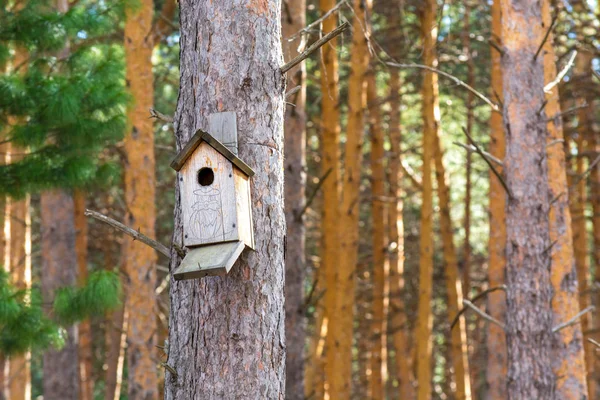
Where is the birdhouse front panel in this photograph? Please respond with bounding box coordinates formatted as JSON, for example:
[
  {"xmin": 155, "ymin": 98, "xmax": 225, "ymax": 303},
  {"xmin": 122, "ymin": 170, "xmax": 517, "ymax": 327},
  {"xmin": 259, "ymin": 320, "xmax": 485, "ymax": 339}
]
[{"xmin": 179, "ymin": 141, "xmax": 239, "ymax": 248}]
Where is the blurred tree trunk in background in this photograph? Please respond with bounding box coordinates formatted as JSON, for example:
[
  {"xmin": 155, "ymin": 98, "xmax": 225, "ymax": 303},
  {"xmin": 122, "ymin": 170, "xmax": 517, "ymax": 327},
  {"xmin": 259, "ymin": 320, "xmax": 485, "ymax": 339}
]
[
  {"xmin": 387, "ymin": 69, "xmax": 415, "ymax": 400},
  {"xmin": 123, "ymin": 0, "xmax": 158, "ymax": 397},
  {"xmin": 432, "ymin": 124, "xmax": 472, "ymax": 400},
  {"xmin": 282, "ymin": 0, "xmax": 307, "ymax": 398},
  {"xmin": 164, "ymin": 0, "xmax": 286, "ymax": 397},
  {"xmin": 416, "ymin": 1, "xmax": 437, "ymax": 398},
  {"xmin": 543, "ymin": 1, "xmax": 588, "ymax": 398},
  {"xmin": 500, "ymin": 0, "xmax": 555, "ymax": 397},
  {"xmin": 74, "ymin": 190, "xmax": 93, "ymax": 400},
  {"xmin": 329, "ymin": 0, "xmax": 371, "ymax": 396},
  {"xmin": 486, "ymin": 1, "xmax": 507, "ymax": 398},
  {"xmin": 367, "ymin": 72, "xmax": 388, "ymax": 400},
  {"xmin": 462, "ymin": 0, "xmax": 473, "ymax": 299},
  {"xmin": 314, "ymin": 0, "xmax": 342, "ymax": 397}
]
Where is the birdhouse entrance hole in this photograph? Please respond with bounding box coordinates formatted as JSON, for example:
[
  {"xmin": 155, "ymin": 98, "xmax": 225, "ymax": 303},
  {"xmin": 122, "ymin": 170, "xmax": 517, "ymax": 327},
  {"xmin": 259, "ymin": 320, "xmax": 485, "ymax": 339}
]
[{"xmin": 197, "ymin": 167, "xmax": 215, "ymax": 186}]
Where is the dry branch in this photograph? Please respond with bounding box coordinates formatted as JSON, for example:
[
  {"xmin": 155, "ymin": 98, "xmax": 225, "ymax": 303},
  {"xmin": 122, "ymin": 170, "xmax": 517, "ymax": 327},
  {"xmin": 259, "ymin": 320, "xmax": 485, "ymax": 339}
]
[
  {"xmin": 450, "ymin": 285, "xmax": 506, "ymax": 329},
  {"xmin": 149, "ymin": 108, "xmax": 174, "ymax": 123},
  {"xmin": 453, "ymin": 142, "xmax": 503, "ymax": 166},
  {"xmin": 287, "ymin": 0, "xmax": 347, "ymax": 40},
  {"xmin": 552, "ymin": 306, "xmax": 595, "ymax": 333},
  {"xmin": 544, "ymin": 50, "xmax": 577, "ymax": 93},
  {"xmin": 463, "ymin": 299, "xmax": 505, "ymax": 330}
]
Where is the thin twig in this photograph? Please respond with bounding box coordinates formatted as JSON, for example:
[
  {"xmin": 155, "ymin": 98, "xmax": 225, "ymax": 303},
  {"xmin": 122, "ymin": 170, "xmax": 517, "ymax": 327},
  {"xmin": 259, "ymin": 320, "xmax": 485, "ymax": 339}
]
[
  {"xmin": 588, "ymin": 338, "xmax": 600, "ymax": 349},
  {"xmin": 161, "ymin": 362, "xmax": 178, "ymax": 379},
  {"xmin": 287, "ymin": 0, "xmax": 347, "ymax": 40},
  {"xmin": 462, "ymin": 127, "xmax": 512, "ymax": 199},
  {"xmin": 285, "ymin": 85, "xmax": 301, "ymax": 98},
  {"xmin": 85, "ymin": 209, "xmax": 171, "ymax": 258},
  {"xmin": 400, "ymin": 159, "xmax": 423, "ymax": 190},
  {"xmin": 544, "ymin": 50, "xmax": 577, "ymax": 93},
  {"xmin": 463, "ymin": 299, "xmax": 505, "ymax": 330},
  {"xmin": 553, "ymin": 306, "xmax": 595, "ymax": 333},
  {"xmin": 450, "ymin": 285, "xmax": 506, "ymax": 329},
  {"xmin": 488, "ymin": 39, "xmax": 504, "ymax": 56},
  {"xmin": 281, "ymin": 22, "xmax": 350, "ymax": 74},
  {"xmin": 386, "ymin": 62, "xmax": 500, "ymax": 113},
  {"xmin": 296, "ymin": 168, "xmax": 332, "ymax": 221},
  {"xmin": 453, "ymin": 142, "xmax": 503, "ymax": 166},
  {"xmin": 149, "ymin": 108, "xmax": 174, "ymax": 124},
  {"xmin": 546, "ymin": 103, "xmax": 588, "ymax": 123},
  {"xmin": 570, "ymin": 153, "xmax": 600, "ymax": 190},
  {"xmin": 534, "ymin": 13, "xmax": 558, "ymax": 61}
]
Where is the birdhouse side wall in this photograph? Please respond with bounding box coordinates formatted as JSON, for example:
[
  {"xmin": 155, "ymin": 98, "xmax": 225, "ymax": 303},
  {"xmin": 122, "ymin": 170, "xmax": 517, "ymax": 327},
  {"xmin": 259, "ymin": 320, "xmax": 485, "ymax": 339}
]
[
  {"xmin": 179, "ymin": 143, "xmax": 239, "ymax": 247},
  {"xmin": 233, "ymin": 168, "xmax": 254, "ymax": 249}
]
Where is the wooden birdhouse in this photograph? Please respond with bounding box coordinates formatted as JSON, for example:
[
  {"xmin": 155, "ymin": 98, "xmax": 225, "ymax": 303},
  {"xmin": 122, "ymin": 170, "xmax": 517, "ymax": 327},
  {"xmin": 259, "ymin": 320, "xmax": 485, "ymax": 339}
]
[{"xmin": 170, "ymin": 112, "xmax": 254, "ymax": 280}]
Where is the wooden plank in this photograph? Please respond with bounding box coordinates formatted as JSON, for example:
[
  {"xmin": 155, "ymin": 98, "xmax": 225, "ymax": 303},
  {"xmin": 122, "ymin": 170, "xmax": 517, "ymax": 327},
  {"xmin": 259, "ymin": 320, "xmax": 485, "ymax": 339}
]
[
  {"xmin": 208, "ymin": 112, "xmax": 238, "ymax": 155},
  {"xmin": 180, "ymin": 142, "xmax": 239, "ymax": 247},
  {"xmin": 173, "ymin": 241, "xmax": 246, "ymax": 280},
  {"xmin": 234, "ymin": 169, "xmax": 255, "ymax": 249}
]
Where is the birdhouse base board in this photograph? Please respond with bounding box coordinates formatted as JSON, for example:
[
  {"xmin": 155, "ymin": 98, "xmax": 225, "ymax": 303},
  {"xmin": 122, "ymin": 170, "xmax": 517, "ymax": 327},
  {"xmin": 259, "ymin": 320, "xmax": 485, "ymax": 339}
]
[{"xmin": 173, "ymin": 241, "xmax": 245, "ymax": 280}]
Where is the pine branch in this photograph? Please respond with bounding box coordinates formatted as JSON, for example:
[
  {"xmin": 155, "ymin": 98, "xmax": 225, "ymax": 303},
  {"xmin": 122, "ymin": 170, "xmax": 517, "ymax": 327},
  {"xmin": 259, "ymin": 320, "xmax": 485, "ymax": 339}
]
[
  {"xmin": 450, "ymin": 285, "xmax": 506, "ymax": 329},
  {"xmin": 85, "ymin": 209, "xmax": 171, "ymax": 258},
  {"xmin": 544, "ymin": 50, "xmax": 577, "ymax": 93},
  {"xmin": 281, "ymin": 22, "xmax": 350, "ymax": 73},
  {"xmin": 552, "ymin": 306, "xmax": 595, "ymax": 333},
  {"xmin": 149, "ymin": 108, "xmax": 174, "ymax": 123},
  {"xmin": 287, "ymin": 0, "xmax": 347, "ymax": 40},
  {"xmin": 533, "ymin": 13, "xmax": 558, "ymax": 61},
  {"xmin": 453, "ymin": 142, "xmax": 503, "ymax": 166},
  {"xmin": 463, "ymin": 299, "xmax": 505, "ymax": 330}
]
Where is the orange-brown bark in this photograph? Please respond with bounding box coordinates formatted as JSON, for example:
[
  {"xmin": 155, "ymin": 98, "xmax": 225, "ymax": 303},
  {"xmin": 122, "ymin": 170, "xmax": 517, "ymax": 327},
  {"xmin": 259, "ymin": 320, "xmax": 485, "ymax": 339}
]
[
  {"xmin": 485, "ymin": 1, "xmax": 507, "ymax": 398},
  {"xmin": 367, "ymin": 72, "xmax": 389, "ymax": 399},
  {"xmin": 328, "ymin": 0, "xmax": 372, "ymax": 396},
  {"xmin": 124, "ymin": 0, "xmax": 158, "ymax": 397},
  {"xmin": 388, "ymin": 70, "xmax": 415, "ymax": 400},
  {"xmin": 416, "ymin": 2, "xmax": 437, "ymax": 399}
]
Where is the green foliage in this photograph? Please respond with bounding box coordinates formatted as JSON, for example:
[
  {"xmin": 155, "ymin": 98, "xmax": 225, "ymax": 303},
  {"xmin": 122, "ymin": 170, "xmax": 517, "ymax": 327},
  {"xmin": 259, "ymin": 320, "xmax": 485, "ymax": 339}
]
[
  {"xmin": 0, "ymin": 0, "xmax": 128, "ymax": 199},
  {"xmin": 0, "ymin": 270, "xmax": 63, "ymax": 357},
  {"xmin": 53, "ymin": 270, "xmax": 121, "ymax": 325}
]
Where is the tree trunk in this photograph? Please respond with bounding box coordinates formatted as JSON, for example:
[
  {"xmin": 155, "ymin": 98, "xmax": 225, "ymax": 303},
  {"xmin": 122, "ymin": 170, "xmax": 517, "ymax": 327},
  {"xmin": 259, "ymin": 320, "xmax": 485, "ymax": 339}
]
[
  {"xmin": 41, "ymin": 190, "xmax": 79, "ymax": 400},
  {"xmin": 164, "ymin": 1, "xmax": 286, "ymax": 398},
  {"xmin": 123, "ymin": 0, "xmax": 158, "ymax": 397},
  {"xmin": 500, "ymin": 0, "xmax": 555, "ymax": 397},
  {"xmin": 432, "ymin": 130, "xmax": 472, "ymax": 400},
  {"xmin": 74, "ymin": 190, "xmax": 94, "ymax": 400},
  {"xmin": 282, "ymin": 1, "xmax": 306, "ymax": 398},
  {"xmin": 485, "ymin": 1, "xmax": 507, "ymax": 398},
  {"xmin": 416, "ymin": 1, "xmax": 437, "ymax": 398},
  {"xmin": 367, "ymin": 72, "xmax": 388, "ymax": 400},
  {"xmin": 329, "ymin": 0, "xmax": 371, "ymax": 396},
  {"xmin": 387, "ymin": 70, "xmax": 415, "ymax": 400}
]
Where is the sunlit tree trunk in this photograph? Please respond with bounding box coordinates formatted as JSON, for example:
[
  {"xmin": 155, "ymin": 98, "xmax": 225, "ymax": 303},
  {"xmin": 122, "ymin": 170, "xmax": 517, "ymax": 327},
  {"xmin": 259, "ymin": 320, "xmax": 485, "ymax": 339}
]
[
  {"xmin": 388, "ymin": 70, "xmax": 415, "ymax": 400},
  {"xmin": 74, "ymin": 190, "xmax": 93, "ymax": 400},
  {"xmin": 432, "ymin": 125, "xmax": 472, "ymax": 400},
  {"xmin": 485, "ymin": 1, "xmax": 507, "ymax": 399},
  {"xmin": 282, "ymin": 0, "xmax": 306, "ymax": 398},
  {"xmin": 500, "ymin": 0, "xmax": 555, "ymax": 397},
  {"xmin": 164, "ymin": 0, "xmax": 286, "ymax": 397},
  {"xmin": 542, "ymin": 2, "xmax": 588, "ymax": 398},
  {"xmin": 367, "ymin": 72, "xmax": 389, "ymax": 399},
  {"xmin": 329, "ymin": 0, "xmax": 371, "ymax": 396},
  {"xmin": 319, "ymin": 0, "xmax": 342, "ymax": 396},
  {"xmin": 123, "ymin": 0, "xmax": 158, "ymax": 397},
  {"xmin": 416, "ymin": 1, "xmax": 437, "ymax": 398}
]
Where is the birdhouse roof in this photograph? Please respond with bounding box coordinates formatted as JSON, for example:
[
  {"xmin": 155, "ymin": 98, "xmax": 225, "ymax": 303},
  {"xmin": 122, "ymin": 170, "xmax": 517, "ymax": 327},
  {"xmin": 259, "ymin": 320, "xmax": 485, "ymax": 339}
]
[{"xmin": 170, "ymin": 129, "xmax": 255, "ymax": 177}]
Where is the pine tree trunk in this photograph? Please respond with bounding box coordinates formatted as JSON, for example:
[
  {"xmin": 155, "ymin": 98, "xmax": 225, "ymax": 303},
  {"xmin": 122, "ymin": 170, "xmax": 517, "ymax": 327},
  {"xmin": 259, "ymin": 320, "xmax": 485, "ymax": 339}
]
[
  {"xmin": 485, "ymin": 1, "xmax": 507, "ymax": 398},
  {"xmin": 329, "ymin": 0, "xmax": 371, "ymax": 396},
  {"xmin": 164, "ymin": 1, "xmax": 286, "ymax": 398},
  {"xmin": 123, "ymin": 0, "xmax": 158, "ymax": 397},
  {"xmin": 500, "ymin": 0, "xmax": 555, "ymax": 397},
  {"xmin": 416, "ymin": 1, "xmax": 437, "ymax": 398},
  {"xmin": 542, "ymin": 2, "xmax": 588, "ymax": 398},
  {"xmin": 387, "ymin": 71, "xmax": 415, "ymax": 400},
  {"xmin": 74, "ymin": 190, "xmax": 94, "ymax": 400},
  {"xmin": 41, "ymin": 190, "xmax": 79, "ymax": 400},
  {"xmin": 367, "ymin": 72, "xmax": 389, "ymax": 400},
  {"xmin": 282, "ymin": 1, "xmax": 306, "ymax": 397},
  {"xmin": 432, "ymin": 131, "xmax": 472, "ymax": 400},
  {"xmin": 320, "ymin": 0, "xmax": 342, "ymax": 395}
]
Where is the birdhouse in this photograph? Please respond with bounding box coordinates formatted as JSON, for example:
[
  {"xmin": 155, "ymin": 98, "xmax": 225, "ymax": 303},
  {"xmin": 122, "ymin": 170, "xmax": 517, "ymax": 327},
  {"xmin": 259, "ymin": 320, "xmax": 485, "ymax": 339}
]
[{"xmin": 170, "ymin": 112, "xmax": 254, "ymax": 280}]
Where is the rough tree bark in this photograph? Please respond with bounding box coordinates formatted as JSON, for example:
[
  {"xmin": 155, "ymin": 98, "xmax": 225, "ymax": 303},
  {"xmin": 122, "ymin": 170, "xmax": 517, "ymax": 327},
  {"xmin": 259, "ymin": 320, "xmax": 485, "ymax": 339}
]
[
  {"xmin": 432, "ymin": 131, "xmax": 472, "ymax": 400},
  {"xmin": 500, "ymin": 0, "xmax": 555, "ymax": 397},
  {"xmin": 123, "ymin": 0, "xmax": 159, "ymax": 398},
  {"xmin": 41, "ymin": 190, "xmax": 79, "ymax": 400},
  {"xmin": 416, "ymin": 1, "xmax": 437, "ymax": 398},
  {"xmin": 542, "ymin": 1, "xmax": 588, "ymax": 398},
  {"xmin": 367, "ymin": 72, "xmax": 388, "ymax": 400},
  {"xmin": 282, "ymin": 0, "xmax": 306, "ymax": 398},
  {"xmin": 485, "ymin": 1, "xmax": 507, "ymax": 398},
  {"xmin": 74, "ymin": 190, "xmax": 93, "ymax": 400},
  {"xmin": 329, "ymin": 0, "xmax": 372, "ymax": 396},
  {"xmin": 388, "ymin": 70, "xmax": 415, "ymax": 400},
  {"xmin": 164, "ymin": 0, "xmax": 286, "ymax": 398}
]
